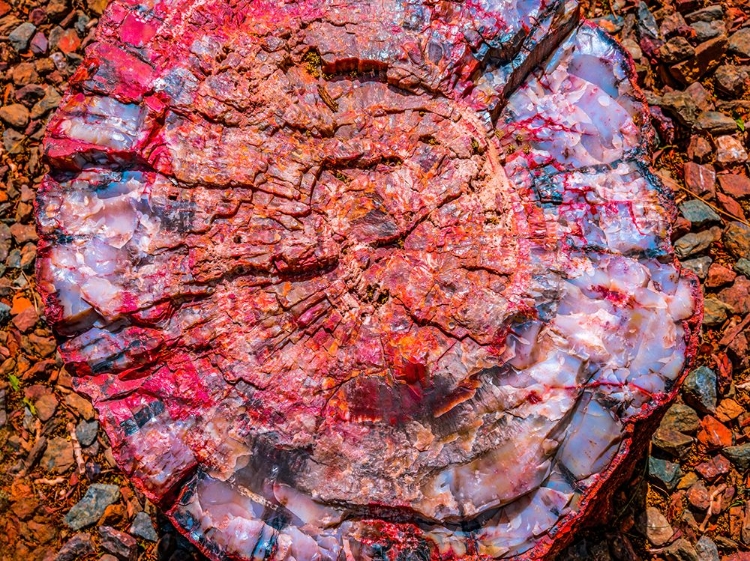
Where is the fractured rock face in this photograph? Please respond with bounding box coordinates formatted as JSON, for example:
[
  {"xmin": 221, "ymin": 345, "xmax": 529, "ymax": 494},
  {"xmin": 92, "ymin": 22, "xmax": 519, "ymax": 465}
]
[{"xmin": 36, "ymin": 0, "xmax": 702, "ymax": 559}]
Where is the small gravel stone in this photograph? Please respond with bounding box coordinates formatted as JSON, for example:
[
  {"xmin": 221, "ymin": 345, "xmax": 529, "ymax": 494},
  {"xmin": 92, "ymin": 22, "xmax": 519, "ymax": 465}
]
[
  {"xmin": 660, "ymin": 36, "xmax": 695, "ymax": 64},
  {"xmin": 716, "ymin": 135, "xmax": 749, "ymax": 165},
  {"xmin": 30, "ymin": 87, "xmax": 62, "ymax": 119},
  {"xmin": 696, "ymin": 111, "xmax": 740, "ymax": 136},
  {"xmin": 11, "ymin": 62, "xmax": 38, "ymax": 86},
  {"xmin": 65, "ymin": 391, "xmax": 96, "ymax": 420},
  {"xmin": 691, "ymin": 20, "xmax": 726, "ymax": 42},
  {"xmin": 98, "ymin": 526, "xmax": 137, "ymax": 561},
  {"xmin": 735, "ymin": 258, "xmax": 750, "ymax": 277},
  {"xmin": 0, "ymin": 302, "xmax": 10, "ymax": 325},
  {"xmin": 662, "ymin": 403, "xmax": 701, "ymax": 433},
  {"xmin": 688, "ymin": 480, "xmax": 711, "ymax": 510},
  {"xmin": 40, "ymin": 436, "xmax": 75, "ymax": 474},
  {"xmin": 725, "ymin": 221, "xmax": 750, "ymax": 259},
  {"xmin": 695, "ymin": 536, "xmax": 720, "ymax": 561},
  {"xmin": 26, "ymin": 333, "xmax": 57, "ymax": 357},
  {"xmin": 723, "ymin": 443, "xmax": 750, "ymax": 472},
  {"xmin": 649, "ymin": 456, "xmax": 683, "ymax": 489},
  {"xmin": 130, "ymin": 511, "xmax": 158, "ymax": 542},
  {"xmin": 670, "ymin": 35, "xmax": 727, "ymax": 85},
  {"xmin": 8, "ymin": 22, "xmax": 37, "ymax": 52},
  {"xmin": 75, "ymin": 419, "xmax": 98, "ymax": 447},
  {"xmin": 88, "ymin": 0, "xmax": 108, "ymax": 15},
  {"xmin": 0, "ymin": 104, "xmax": 30, "ymax": 129},
  {"xmin": 661, "ymin": 11, "xmax": 688, "ymax": 38},
  {"xmin": 678, "ymin": 472, "xmax": 699, "ymax": 490},
  {"xmin": 715, "ymin": 65, "xmax": 750, "ymax": 97},
  {"xmin": 663, "ymin": 538, "xmax": 701, "ymax": 561},
  {"xmin": 48, "ymin": 26, "xmax": 64, "ymax": 50},
  {"xmin": 702, "ymin": 296, "xmax": 729, "ymax": 326},
  {"xmin": 717, "ymin": 398, "xmax": 745, "ymax": 422},
  {"xmin": 15, "ymin": 84, "xmax": 45, "ymax": 104},
  {"xmin": 697, "ymin": 415, "xmax": 733, "ymax": 449},
  {"xmin": 681, "ymin": 256, "xmax": 713, "ymax": 279},
  {"xmin": 30, "ymin": 31, "xmax": 48, "ymax": 55},
  {"xmin": 0, "ymin": 224, "xmax": 13, "ymax": 264},
  {"xmin": 12, "ymin": 306, "xmax": 39, "ymax": 332},
  {"xmin": 683, "ymin": 365, "xmax": 718, "ymax": 413},
  {"xmin": 3, "ymin": 129, "xmax": 26, "ymax": 155},
  {"xmin": 692, "ymin": 82, "xmax": 716, "ymax": 111},
  {"xmin": 637, "ymin": 1, "xmax": 659, "ymax": 39},
  {"xmin": 9, "ymin": 223, "xmax": 38, "ymax": 244},
  {"xmin": 718, "ymin": 191, "xmax": 748, "ymax": 221},
  {"xmin": 688, "ymin": 135, "xmax": 713, "ymax": 163},
  {"xmin": 706, "ymin": 263, "xmax": 737, "ymax": 288},
  {"xmin": 674, "ymin": 226, "xmax": 722, "ymax": 258},
  {"xmin": 621, "ymin": 38, "xmax": 642, "ymax": 60},
  {"xmin": 653, "ymin": 426, "xmax": 694, "ymax": 457},
  {"xmin": 33, "ymin": 391, "xmax": 59, "ymax": 422},
  {"xmin": 695, "ymin": 454, "xmax": 731, "ymax": 481},
  {"xmin": 684, "ymin": 162, "xmax": 716, "ymax": 198},
  {"xmin": 685, "ymin": 5, "xmax": 724, "ymax": 23},
  {"xmin": 99, "ymin": 504, "xmax": 126, "ymax": 527},
  {"xmin": 57, "ymin": 28, "xmax": 81, "ymax": 54},
  {"xmin": 661, "ymin": 90, "xmax": 700, "ymax": 127},
  {"xmin": 719, "ymin": 174, "xmax": 750, "ymax": 199},
  {"xmin": 0, "ymin": 389, "xmax": 6, "ymax": 428},
  {"xmin": 46, "ymin": 0, "xmax": 68, "ymax": 18},
  {"xmin": 641, "ymin": 506, "xmax": 674, "ymax": 546},
  {"xmin": 64, "ymin": 484, "xmax": 121, "ymax": 531},
  {"xmin": 54, "ymin": 533, "xmax": 94, "ymax": 561},
  {"xmin": 729, "ymin": 27, "xmax": 750, "ymax": 58},
  {"xmin": 679, "ymin": 199, "xmax": 721, "ymax": 227}
]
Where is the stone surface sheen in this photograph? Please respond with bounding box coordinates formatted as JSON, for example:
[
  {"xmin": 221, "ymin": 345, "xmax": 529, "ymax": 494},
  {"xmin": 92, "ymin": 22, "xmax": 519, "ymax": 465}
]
[{"xmin": 35, "ymin": 0, "xmax": 702, "ymax": 559}]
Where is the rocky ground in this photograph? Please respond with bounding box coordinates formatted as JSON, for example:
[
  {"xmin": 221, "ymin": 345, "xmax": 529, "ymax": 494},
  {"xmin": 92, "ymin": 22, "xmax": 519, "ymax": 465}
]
[{"xmin": 0, "ymin": 0, "xmax": 749, "ymax": 559}]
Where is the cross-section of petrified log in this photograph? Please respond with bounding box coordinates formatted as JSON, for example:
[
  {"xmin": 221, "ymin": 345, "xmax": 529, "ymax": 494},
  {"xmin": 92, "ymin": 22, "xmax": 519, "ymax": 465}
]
[{"xmin": 36, "ymin": 1, "xmax": 701, "ymax": 559}]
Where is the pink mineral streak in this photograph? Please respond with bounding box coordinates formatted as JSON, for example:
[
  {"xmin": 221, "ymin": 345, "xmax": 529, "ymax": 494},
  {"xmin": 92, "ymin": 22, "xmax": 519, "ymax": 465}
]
[{"xmin": 35, "ymin": 1, "xmax": 701, "ymax": 559}]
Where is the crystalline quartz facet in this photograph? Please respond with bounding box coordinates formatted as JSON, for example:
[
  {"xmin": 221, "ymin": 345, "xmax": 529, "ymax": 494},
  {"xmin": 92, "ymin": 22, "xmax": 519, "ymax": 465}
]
[{"xmin": 36, "ymin": 1, "xmax": 701, "ymax": 559}]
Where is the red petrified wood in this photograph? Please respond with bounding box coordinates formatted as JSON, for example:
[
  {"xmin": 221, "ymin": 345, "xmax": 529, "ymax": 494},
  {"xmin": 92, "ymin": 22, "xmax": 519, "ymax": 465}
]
[{"xmin": 35, "ymin": 0, "xmax": 701, "ymax": 559}]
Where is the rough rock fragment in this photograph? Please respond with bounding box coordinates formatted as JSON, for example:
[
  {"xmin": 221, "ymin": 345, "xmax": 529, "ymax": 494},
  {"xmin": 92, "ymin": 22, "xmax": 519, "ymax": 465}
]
[
  {"xmin": 669, "ymin": 35, "xmax": 728, "ymax": 85},
  {"xmin": 129, "ymin": 511, "xmax": 158, "ymax": 542},
  {"xmin": 37, "ymin": 1, "xmax": 701, "ymax": 560},
  {"xmin": 729, "ymin": 28, "xmax": 750, "ymax": 58},
  {"xmin": 641, "ymin": 507, "xmax": 674, "ymax": 546},
  {"xmin": 54, "ymin": 533, "xmax": 94, "ymax": 561},
  {"xmin": 99, "ymin": 526, "xmax": 138, "ymax": 561},
  {"xmin": 64, "ymin": 484, "xmax": 121, "ymax": 531},
  {"xmin": 8, "ymin": 22, "xmax": 36, "ymax": 52},
  {"xmin": 716, "ymin": 136, "xmax": 750, "ymax": 165}
]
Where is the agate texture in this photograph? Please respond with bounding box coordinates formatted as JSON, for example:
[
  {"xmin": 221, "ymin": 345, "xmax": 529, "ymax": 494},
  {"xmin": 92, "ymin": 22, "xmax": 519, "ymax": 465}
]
[{"xmin": 36, "ymin": 0, "xmax": 702, "ymax": 559}]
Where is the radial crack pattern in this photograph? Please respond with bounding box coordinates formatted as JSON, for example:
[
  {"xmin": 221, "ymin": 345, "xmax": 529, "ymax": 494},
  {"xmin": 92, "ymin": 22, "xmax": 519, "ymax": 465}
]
[{"xmin": 35, "ymin": 1, "xmax": 701, "ymax": 560}]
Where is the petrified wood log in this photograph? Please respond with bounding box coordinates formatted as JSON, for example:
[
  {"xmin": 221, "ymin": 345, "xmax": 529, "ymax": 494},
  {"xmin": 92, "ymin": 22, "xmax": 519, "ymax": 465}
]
[{"xmin": 36, "ymin": 0, "xmax": 702, "ymax": 559}]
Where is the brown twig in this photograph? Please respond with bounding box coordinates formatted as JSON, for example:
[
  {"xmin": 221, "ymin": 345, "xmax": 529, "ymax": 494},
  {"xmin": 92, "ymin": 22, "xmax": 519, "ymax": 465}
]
[
  {"xmin": 68, "ymin": 422, "xmax": 86, "ymax": 476},
  {"xmin": 677, "ymin": 184, "xmax": 750, "ymax": 228},
  {"xmin": 699, "ymin": 484, "xmax": 727, "ymax": 532},
  {"xmin": 719, "ymin": 314, "xmax": 750, "ymax": 347},
  {"xmin": 34, "ymin": 477, "xmax": 65, "ymax": 485}
]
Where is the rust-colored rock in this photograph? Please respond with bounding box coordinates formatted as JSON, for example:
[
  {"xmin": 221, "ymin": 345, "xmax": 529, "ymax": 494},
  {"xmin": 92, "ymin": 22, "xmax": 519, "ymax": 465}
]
[
  {"xmin": 36, "ymin": 0, "xmax": 701, "ymax": 559},
  {"xmin": 670, "ymin": 36, "xmax": 728, "ymax": 85}
]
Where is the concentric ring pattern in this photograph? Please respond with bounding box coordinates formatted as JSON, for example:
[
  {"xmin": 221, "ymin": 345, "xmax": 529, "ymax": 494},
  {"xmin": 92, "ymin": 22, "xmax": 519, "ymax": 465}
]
[{"xmin": 36, "ymin": 1, "xmax": 701, "ymax": 559}]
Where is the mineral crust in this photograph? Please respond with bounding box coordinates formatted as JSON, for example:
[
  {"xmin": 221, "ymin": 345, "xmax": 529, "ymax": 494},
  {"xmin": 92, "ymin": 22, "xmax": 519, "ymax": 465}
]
[{"xmin": 36, "ymin": 0, "xmax": 702, "ymax": 559}]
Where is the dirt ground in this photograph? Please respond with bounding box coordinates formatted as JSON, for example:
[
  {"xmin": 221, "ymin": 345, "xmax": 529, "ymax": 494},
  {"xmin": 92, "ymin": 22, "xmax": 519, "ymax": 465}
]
[{"xmin": 1, "ymin": 0, "xmax": 750, "ymax": 559}]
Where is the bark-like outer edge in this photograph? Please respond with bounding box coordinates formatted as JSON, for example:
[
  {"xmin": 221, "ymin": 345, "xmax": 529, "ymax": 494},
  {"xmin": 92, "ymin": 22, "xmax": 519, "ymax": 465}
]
[
  {"xmin": 519, "ymin": 20, "xmax": 703, "ymax": 561},
  {"xmin": 32, "ymin": 11, "xmax": 703, "ymax": 561}
]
